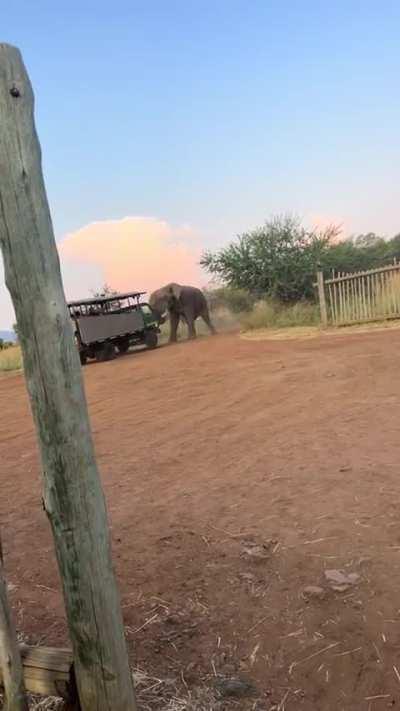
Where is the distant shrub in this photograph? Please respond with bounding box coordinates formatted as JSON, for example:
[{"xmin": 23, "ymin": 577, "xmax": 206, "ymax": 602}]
[
  {"xmin": 0, "ymin": 346, "xmax": 22, "ymax": 372},
  {"xmin": 205, "ymin": 287, "xmax": 255, "ymax": 313},
  {"xmin": 240, "ymin": 299, "xmax": 320, "ymax": 330}
]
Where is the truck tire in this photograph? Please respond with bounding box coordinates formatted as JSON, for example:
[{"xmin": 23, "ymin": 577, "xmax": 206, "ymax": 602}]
[
  {"xmin": 117, "ymin": 339, "xmax": 130, "ymax": 354},
  {"xmin": 79, "ymin": 351, "xmax": 88, "ymax": 366},
  {"xmin": 144, "ymin": 330, "xmax": 158, "ymax": 350},
  {"xmin": 96, "ymin": 343, "xmax": 116, "ymax": 362}
]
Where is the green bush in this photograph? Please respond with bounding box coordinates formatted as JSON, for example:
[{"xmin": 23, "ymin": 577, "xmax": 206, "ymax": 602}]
[{"xmin": 202, "ymin": 215, "xmax": 336, "ymax": 303}]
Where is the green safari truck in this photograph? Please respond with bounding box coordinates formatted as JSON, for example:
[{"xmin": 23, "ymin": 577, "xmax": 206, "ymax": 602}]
[{"xmin": 67, "ymin": 291, "xmax": 161, "ymax": 364}]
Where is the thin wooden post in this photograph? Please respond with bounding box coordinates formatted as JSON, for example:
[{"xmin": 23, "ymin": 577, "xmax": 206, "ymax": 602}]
[
  {"xmin": 338, "ymin": 273, "xmax": 344, "ymax": 324},
  {"xmin": 350, "ymin": 275, "xmax": 356, "ymax": 321},
  {"xmin": 332, "ymin": 281, "xmax": 339, "ymax": 324},
  {"xmin": 379, "ymin": 272, "xmax": 385, "ymax": 316},
  {"xmin": 389, "ymin": 270, "xmax": 396, "ymax": 315},
  {"xmin": 316, "ymin": 268, "xmax": 328, "ymax": 327},
  {"xmin": 327, "ymin": 283, "xmax": 335, "ymax": 324},
  {"xmin": 372, "ymin": 272, "xmax": 378, "ymax": 316},
  {"xmin": 365, "ymin": 274, "xmax": 371, "ymax": 320},
  {"xmin": 0, "ymin": 44, "xmax": 136, "ymax": 711},
  {"xmin": 343, "ymin": 281, "xmax": 351, "ymax": 322},
  {"xmin": 0, "ymin": 535, "xmax": 28, "ymax": 711},
  {"xmin": 382, "ymin": 271, "xmax": 390, "ymax": 317}
]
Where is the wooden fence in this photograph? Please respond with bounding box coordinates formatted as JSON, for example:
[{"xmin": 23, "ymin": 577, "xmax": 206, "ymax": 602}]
[{"xmin": 316, "ymin": 262, "xmax": 400, "ymax": 327}]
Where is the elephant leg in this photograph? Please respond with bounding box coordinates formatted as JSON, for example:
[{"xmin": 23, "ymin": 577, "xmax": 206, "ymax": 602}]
[
  {"xmin": 182, "ymin": 309, "xmax": 196, "ymax": 339},
  {"xmin": 187, "ymin": 318, "xmax": 196, "ymax": 339},
  {"xmin": 169, "ymin": 311, "xmax": 179, "ymax": 343},
  {"xmin": 201, "ymin": 307, "xmax": 216, "ymax": 335}
]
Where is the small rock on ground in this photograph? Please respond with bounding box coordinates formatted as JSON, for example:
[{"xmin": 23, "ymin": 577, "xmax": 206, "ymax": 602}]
[
  {"xmin": 302, "ymin": 585, "xmax": 325, "ymax": 600},
  {"xmin": 324, "ymin": 569, "xmax": 360, "ymax": 592},
  {"xmin": 215, "ymin": 677, "xmax": 257, "ymax": 698},
  {"xmin": 241, "ymin": 541, "xmax": 270, "ymax": 561}
]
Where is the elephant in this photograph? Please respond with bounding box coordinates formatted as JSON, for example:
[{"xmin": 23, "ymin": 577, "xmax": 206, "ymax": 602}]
[{"xmin": 149, "ymin": 283, "xmax": 216, "ymax": 343}]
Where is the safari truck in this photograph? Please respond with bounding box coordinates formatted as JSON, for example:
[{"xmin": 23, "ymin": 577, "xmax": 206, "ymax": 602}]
[{"xmin": 67, "ymin": 291, "xmax": 161, "ymax": 365}]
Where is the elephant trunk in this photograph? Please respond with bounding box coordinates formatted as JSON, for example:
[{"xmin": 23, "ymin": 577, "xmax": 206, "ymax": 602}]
[{"xmin": 150, "ymin": 305, "xmax": 167, "ymax": 325}]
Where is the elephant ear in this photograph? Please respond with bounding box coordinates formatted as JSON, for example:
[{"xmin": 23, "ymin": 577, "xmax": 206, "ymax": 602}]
[{"xmin": 167, "ymin": 283, "xmax": 182, "ymax": 300}]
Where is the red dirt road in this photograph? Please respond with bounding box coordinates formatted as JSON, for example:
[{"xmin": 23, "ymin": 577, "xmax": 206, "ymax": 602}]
[{"xmin": 2, "ymin": 331, "xmax": 400, "ymax": 709}]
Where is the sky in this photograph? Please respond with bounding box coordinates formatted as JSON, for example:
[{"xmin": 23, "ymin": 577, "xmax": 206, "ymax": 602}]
[{"xmin": 1, "ymin": 1, "xmax": 400, "ymax": 328}]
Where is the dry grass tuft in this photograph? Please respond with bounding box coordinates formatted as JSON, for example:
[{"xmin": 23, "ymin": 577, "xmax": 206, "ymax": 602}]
[
  {"xmin": 240, "ymin": 300, "xmax": 320, "ymax": 331},
  {"xmin": 0, "ymin": 669, "xmax": 220, "ymax": 711},
  {"xmin": 0, "ymin": 345, "xmax": 22, "ymax": 372},
  {"xmin": 375, "ymin": 272, "xmax": 400, "ymax": 316},
  {"xmin": 29, "ymin": 696, "xmax": 63, "ymax": 710},
  {"xmin": 160, "ymin": 688, "xmax": 221, "ymax": 711},
  {"xmin": 133, "ymin": 668, "xmax": 220, "ymax": 711}
]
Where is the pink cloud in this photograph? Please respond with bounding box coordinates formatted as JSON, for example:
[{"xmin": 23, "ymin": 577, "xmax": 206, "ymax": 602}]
[{"xmin": 59, "ymin": 216, "xmax": 202, "ymax": 297}]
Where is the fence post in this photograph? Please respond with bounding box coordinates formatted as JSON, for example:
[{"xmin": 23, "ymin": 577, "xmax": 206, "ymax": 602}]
[
  {"xmin": 316, "ymin": 267, "xmax": 328, "ymax": 327},
  {"xmin": 0, "ymin": 44, "xmax": 136, "ymax": 711},
  {"xmin": 0, "ymin": 534, "xmax": 28, "ymax": 711}
]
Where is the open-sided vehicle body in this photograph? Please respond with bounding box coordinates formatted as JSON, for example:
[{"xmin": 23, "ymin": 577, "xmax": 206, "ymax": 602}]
[{"xmin": 67, "ymin": 291, "xmax": 160, "ymax": 364}]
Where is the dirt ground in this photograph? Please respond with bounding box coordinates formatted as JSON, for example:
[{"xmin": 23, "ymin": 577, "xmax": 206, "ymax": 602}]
[{"xmin": 2, "ymin": 329, "xmax": 400, "ymax": 710}]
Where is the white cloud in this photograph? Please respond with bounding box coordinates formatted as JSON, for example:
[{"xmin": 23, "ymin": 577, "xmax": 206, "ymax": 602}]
[
  {"xmin": 0, "ymin": 216, "xmax": 204, "ymax": 327},
  {"xmin": 59, "ymin": 216, "xmax": 203, "ymax": 296}
]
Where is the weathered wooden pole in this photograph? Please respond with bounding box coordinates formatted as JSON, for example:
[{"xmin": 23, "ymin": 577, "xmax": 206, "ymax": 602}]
[
  {"xmin": 0, "ymin": 535, "xmax": 28, "ymax": 711},
  {"xmin": 316, "ymin": 267, "xmax": 328, "ymax": 327},
  {"xmin": 0, "ymin": 44, "xmax": 136, "ymax": 711}
]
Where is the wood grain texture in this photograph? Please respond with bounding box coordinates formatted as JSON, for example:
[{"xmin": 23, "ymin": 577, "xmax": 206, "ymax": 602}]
[
  {"xmin": 0, "ymin": 43, "xmax": 136, "ymax": 711},
  {"xmin": 0, "ymin": 537, "xmax": 28, "ymax": 710}
]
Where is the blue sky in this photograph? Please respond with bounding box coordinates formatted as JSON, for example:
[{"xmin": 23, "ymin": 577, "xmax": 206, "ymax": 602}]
[{"xmin": 1, "ymin": 1, "xmax": 400, "ymax": 327}]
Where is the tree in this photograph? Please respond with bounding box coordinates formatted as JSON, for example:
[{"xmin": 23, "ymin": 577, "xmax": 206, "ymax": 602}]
[
  {"xmin": 202, "ymin": 216, "xmax": 400, "ymax": 302},
  {"xmin": 354, "ymin": 233, "xmax": 383, "ymax": 249},
  {"xmin": 201, "ymin": 215, "xmax": 340, "ymax": 302},
  {"xmin": 320, "ymin": 233, "xmax": 392, "ymax": 274}
]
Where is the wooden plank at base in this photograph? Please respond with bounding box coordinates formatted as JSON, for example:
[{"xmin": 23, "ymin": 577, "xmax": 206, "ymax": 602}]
[
  {"xmin": 20, "ymin": 645, "xmax": 73, "ymax": 673},
  {"xmin": 0, "ymin": 645, "xmax": 78, "ymax": 703},
  {"xmin": 23, "ymin": 673, "xmax": 68, "ymax": 698}
]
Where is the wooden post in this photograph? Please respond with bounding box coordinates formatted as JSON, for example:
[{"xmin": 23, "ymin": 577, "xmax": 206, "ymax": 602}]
[
  {"xmin": 0, "ymin": 44, "xmax": 136, "ymax": 711},
  {"xmin": 316, "ymin": 268, "xmax": 328, "ymax": 327},
  {"xmin": 0, "ymin": 536, "xmax": 28, "ymax": 711}
]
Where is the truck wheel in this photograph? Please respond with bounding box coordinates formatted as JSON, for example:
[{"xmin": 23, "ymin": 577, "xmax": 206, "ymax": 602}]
[
  {"xmin": 117, "ymin": 339, "xmax": 130, "ymax": 354},
  {"xmin": 79, "ymin": 351, "xmax": 88, "ymax": 366},
  {"xmin": 96, "ymin": 343, "xmax": 116, "ymax": 362},
  {"xmin": 144, "ymin": 331, "xmax": 158, "ymax": 350}
]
